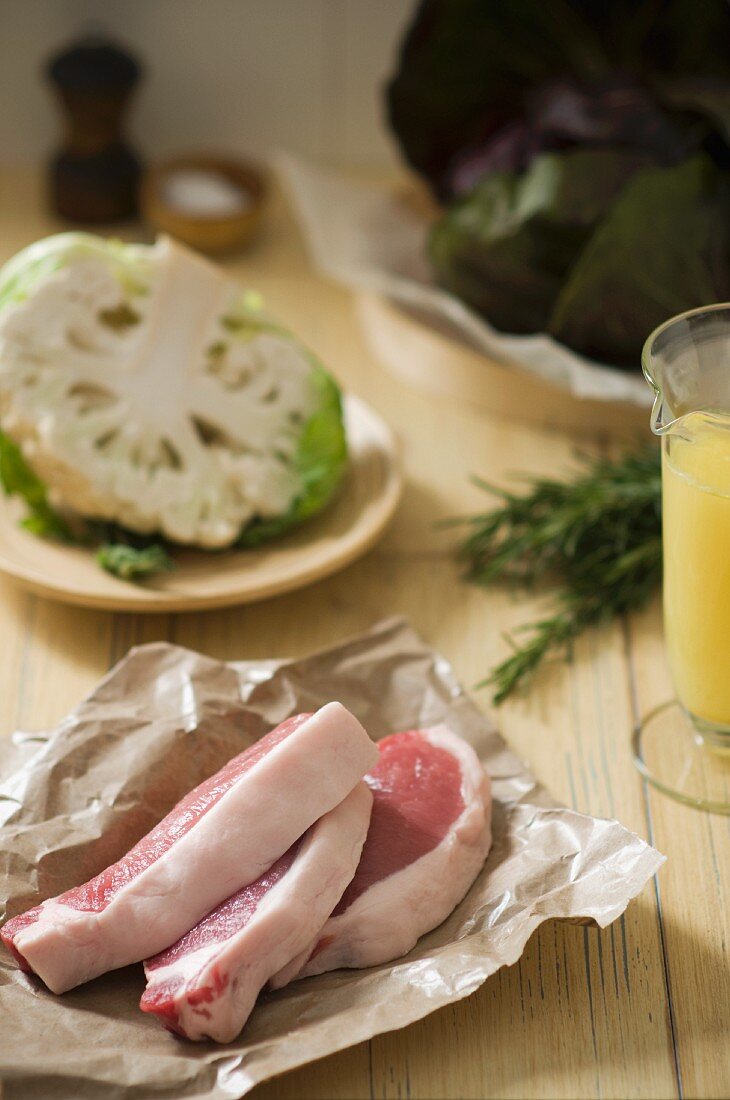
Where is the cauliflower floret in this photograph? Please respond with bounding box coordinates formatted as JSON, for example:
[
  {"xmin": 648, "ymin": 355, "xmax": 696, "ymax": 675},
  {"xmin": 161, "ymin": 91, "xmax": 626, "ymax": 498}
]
[{"xmin": 0, "ymin": 234, "xmax": 347, "ymax": 548}]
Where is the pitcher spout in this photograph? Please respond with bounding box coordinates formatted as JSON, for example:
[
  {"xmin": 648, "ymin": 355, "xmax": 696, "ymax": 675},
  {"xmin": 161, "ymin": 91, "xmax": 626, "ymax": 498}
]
[{"xmin": 643, "ymin": 302, "xmax": 730, "ymax": 438}]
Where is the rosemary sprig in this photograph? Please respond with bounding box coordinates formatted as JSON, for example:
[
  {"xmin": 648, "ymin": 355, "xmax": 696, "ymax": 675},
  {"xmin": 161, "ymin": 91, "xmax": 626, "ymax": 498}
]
[{"xmin": 455, "ymin": 447, "xmax": 662, "ymax": 703}]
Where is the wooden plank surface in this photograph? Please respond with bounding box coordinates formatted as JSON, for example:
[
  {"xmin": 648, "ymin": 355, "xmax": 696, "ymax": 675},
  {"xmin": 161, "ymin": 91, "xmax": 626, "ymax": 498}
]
[{"xmin": 0, "ymin": 170, "xmax": 727, "ymax": 1100}]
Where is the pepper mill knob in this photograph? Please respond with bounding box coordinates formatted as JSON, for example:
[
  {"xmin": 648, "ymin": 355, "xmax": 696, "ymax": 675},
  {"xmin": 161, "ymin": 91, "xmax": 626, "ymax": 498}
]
[{"xmin": 46, "ymin": 36, "xmax": 143, "ymax": 223}]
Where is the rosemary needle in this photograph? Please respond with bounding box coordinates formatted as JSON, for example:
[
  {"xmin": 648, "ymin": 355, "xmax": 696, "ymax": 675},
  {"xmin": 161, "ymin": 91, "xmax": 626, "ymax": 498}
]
[{"xmin": 454, "ymin": 447, "xmax": 662, "ymax": 703}]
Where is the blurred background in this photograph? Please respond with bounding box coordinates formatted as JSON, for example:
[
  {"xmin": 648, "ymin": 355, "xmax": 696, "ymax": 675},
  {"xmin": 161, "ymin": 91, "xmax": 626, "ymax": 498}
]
[
  {"xmin": 1, "ymin": 0, "xmax": 728, "ymax": 383},
  {"xmin": 0, "ymin": 0, "xmax": 412, "ymax": 171}
]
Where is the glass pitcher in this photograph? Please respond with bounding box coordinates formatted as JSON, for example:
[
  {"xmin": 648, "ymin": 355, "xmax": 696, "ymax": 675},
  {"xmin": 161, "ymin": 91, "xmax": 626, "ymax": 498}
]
[{"xmin": 637, "ymin": 303, "xmax": 730, "ymax": 813}]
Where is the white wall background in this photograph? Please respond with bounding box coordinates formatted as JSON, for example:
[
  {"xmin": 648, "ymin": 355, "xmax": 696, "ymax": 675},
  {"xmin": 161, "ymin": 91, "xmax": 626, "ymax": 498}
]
[{"xmin": 0, "ymin": 0, "xmax": 416, "ymax": 168}]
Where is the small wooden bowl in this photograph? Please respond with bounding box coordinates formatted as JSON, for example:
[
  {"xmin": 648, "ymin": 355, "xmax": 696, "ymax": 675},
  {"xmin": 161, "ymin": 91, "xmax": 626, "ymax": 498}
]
[{"xmin": 141, "ymin": 154, "xmax": 267, "ymax": 254}]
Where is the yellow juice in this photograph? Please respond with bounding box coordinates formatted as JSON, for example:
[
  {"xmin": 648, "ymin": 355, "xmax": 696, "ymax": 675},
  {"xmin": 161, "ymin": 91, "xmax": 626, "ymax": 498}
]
[{"xmin": 662, "ymin": 412, "xmax": 730, "ymax": 727}]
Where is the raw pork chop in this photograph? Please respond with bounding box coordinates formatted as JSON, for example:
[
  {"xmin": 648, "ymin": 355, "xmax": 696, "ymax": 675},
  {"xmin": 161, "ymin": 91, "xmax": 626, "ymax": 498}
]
[
  {"xmin": 271, "ymin": 726, "xmax": 491, "ymax": 986},
  {"xmin": 2, "ymin": 703, "xmax": 377, "ymax": 993},
  {"xmin": 140, "ymin": 781, "xmax": 373, "ymax": 1042}
]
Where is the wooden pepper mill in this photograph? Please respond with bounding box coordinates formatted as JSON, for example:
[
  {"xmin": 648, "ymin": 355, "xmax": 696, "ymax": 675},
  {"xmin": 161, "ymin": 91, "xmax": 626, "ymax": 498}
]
[{"xmin": 46, "ymin": 37, "xmax": 143, "ymax": 223}]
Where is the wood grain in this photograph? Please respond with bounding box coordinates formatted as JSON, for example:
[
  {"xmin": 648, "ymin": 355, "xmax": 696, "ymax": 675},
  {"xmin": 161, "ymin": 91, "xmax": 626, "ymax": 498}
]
[{"xmin": 0, "ymin": 170, "xmax": 727, "ymax": 1100}]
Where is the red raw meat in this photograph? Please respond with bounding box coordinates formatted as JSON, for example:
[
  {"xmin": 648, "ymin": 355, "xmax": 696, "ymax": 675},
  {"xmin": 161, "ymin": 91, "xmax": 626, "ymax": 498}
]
[
  {"xmin": 140, "ymin": 781, "xmax": 373, "ymax": 1042},
  {"xmin": 271, "ymin": 725, "xmax": 491, "ymax": 987},
  {"xmin": 2, "ymin": 704, "xmax": 377, "ymax": 993}
]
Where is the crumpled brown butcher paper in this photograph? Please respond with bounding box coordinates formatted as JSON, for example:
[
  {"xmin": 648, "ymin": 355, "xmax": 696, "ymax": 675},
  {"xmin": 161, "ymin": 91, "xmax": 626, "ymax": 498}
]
[{"xmin": 0, "ymin": 617, "xmax": 664, "ymax": 1099}]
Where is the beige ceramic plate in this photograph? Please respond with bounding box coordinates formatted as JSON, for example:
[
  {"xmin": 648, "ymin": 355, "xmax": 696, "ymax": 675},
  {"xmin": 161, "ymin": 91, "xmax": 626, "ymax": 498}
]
[
  {"xmin": 0, "ymin": 396, "xmax": 402, "ymax": 612},
  {"xmin": 358, "ymin": 292, "xmax": 649, "ymax": 441}
]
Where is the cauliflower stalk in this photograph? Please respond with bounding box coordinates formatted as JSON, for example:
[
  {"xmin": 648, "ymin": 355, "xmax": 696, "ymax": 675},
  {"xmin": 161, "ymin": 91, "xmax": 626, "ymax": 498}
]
[{"xmin": 0, "ymin": 233, "xmax": 347, "ymax": 550}]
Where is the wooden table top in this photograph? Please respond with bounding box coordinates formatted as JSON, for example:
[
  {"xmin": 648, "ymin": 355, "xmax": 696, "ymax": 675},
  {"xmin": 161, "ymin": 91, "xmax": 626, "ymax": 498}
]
[{"xmin": 0, "ymin": 170, "xmax": 727, "ymax": 1100}]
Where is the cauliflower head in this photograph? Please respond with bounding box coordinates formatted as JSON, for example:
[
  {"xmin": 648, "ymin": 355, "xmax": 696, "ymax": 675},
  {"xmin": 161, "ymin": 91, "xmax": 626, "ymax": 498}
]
[{"xmin": 0, "ymin": 233, "xmax": 347, "ymax": 548}]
